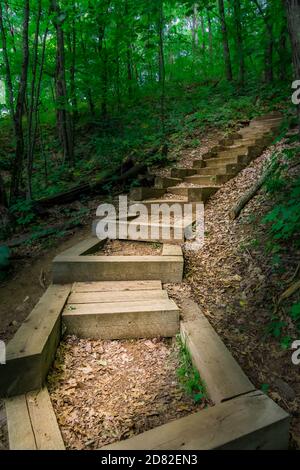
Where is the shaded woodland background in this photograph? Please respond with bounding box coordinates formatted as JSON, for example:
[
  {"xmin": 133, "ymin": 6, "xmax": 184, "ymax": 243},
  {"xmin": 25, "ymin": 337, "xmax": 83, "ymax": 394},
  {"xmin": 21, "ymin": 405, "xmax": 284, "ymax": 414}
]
[{"xmin": 0, "ymin": 0, "xmax": 299, "ymax": 238}]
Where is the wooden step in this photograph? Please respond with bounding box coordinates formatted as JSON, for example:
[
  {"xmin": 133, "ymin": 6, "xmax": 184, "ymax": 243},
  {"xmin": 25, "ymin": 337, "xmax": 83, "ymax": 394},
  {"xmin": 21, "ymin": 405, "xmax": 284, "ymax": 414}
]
[
  {"xmin": 185, "ymin": 174, "xmax": 235, "ymax": 185},
  {"xmin": 129, "ymin": 187, "xmax": 166, "ymax": 201},
  {"xmin": 92, "ymin": 218, "xmax": 187, "ymax": 243},
  {"xmin": 205, "ymin": 155, "xmax": 249, "ymax": 168},
  {"xmin": 0, "ymin": 285, "xmax": 71, "ymax": 398},
  {"xmin": 167, "ymin": 186, "xmax": 220, "ymax": 202},
  {"xmin": 72, "ymin": 280, "xmax": 162, "ymax": 292},
  {"xmin": 5, "ymin": 388, "xmax": 65, "ymax": 450},
  {"xmin": 171, "ymin": 168, "xmax": 197, "ymax": 178},
  {"xmin": 68, "ymin": 289, "xmax": 169, "ymax": 304},
  {"xmin": 53, "ymin": 254, "xmax": 184, "ymax": 284},
  {"xmin": 155, "ymin": 176, "xmax": 182, "ymax": 189},
  {"xmin": 196, "ymin": 164, "xmax": 243, "ymax": 176},
  {"xmin": 63, "ymin": 298, "xmax": 180, "ymax": 340}
]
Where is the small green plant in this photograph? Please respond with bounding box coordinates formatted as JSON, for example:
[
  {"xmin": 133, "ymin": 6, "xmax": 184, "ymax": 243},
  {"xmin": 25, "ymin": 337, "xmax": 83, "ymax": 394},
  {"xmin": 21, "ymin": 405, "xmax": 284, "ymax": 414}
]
[
  {"xmin": 10, "ymin": 200, "xmax": 36, "ymax": 226},
  {"xmin": 176, "ymin": 336, "xmax": 207, "ymax": 403},
  {"xmin": 261, "ymin": 383, "xmax": 270, "ymax": 394}
]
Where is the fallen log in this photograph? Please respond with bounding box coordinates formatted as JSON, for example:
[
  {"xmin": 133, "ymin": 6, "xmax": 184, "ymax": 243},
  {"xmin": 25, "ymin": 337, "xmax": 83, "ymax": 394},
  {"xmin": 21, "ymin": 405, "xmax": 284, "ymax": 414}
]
[
  {"xmin": 36, "ymin": 163, "xmax": 148, "ymax": 208},
  {"xmin": 229, "ymin": 164, "xmax": 276, "ymax": 220}
]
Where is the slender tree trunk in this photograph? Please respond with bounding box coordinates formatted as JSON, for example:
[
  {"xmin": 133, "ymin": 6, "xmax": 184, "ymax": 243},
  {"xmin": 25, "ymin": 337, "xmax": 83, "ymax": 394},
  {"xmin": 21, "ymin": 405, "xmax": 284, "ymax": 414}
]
[
  {"xmin": 0, "ymin": 173, "xmax": 7, "ymax": 209},
  {"xmin": 125, "ymin": 0, "xmax": 133, "ymax": 98},
  {"xmin": 192, "ymin": 3, "xmax": 199, "ymax": 50},
  {"xmin": 285, "ymin": 0, "xmax": 300, "ymax": 77},
  {"xmin": 9, "ymin": 0, "xmax": 30, "ymax": 202},
  {"xmin": 218, "ymin": 0, "xmax": 233, "ymax": 81},
  {"xmin": 0, "ymin": 3, "xmax": 15, "ymax": 122},
  {"xmin": 285, "ymin": 0, "xmax": 300, "ymax": 131},
  {"xmin": 207, "ymin": 8, "xmax": 213, "ymax": 64},
  {"xmin": 26, "ymin": 0, "xmax": 42, "ymax": 199},
  {"xmin": 51, "ymin": 0, "xmax": 74, "ymax": 165},
  {"xmin": 67, "ymin": 20, "xmax": 78, "ymax": 123},
  {"xmin": 279, "ymin": 22, "xmax": 288, "ymax": 81},
  {"xmin": 253, "ymin": 0, "xmax": 274, "ymax": 82},
  {"xmin": 233, "ymin": 0, "xmax": 245, "ymax": 85},
  {"xmin": 158, "ymin": 0, "xmax": 166, "ymax": 136},
  {"xmin": 79, "ymin": 25, "xmax": 95, "ymax": 117},
  {"xmin": 200, "ymin": 15, "xmax": 205, "ymax": 53}
]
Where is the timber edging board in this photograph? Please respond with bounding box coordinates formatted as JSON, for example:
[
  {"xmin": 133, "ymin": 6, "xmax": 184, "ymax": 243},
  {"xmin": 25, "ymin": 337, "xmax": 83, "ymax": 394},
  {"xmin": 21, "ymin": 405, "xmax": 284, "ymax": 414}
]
[
  {"xmin": 180, "ymin": 299, "xmax": 255, "ymax": 404},
  {"xmin": 52, "ymin": 238, "xmax": 184, "ymax": 284},
  {"xmin": 0, "ymin": 284, "xmax": 71, "ymax": 398},
  {"xmin": 102, "ymin": 391, "xmax": 290, "ymax": 450},
  {"xmin": 5, "ymin": 388, "xmax": 65, "ymax": 450}
]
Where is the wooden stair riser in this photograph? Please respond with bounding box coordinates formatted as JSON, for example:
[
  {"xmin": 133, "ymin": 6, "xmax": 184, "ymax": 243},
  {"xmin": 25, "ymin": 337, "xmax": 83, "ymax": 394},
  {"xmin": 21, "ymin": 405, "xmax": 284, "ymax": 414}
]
[
  {"xmin": 63, "ymin": 299, "xmax": 180, "ymax": 340},
  {"xmin": 171, "ymin": 168, "xmax": 197, "ymax": 178},
  {"xmin": 130, "ymin": 187, "xmax": 166, "ymax": 201},
  {"xmin": 53, "ymin": 255, "xmax": 184, "ymax": 284},
  {"xmin": 184, "ymin": 174, "xmax": 235, "ymax": 185},
  {"xmin": 205, "ymin": 155, "xmax": 250, "ymax": 168},
  {"xmin": 155, "ymin": 176, "xmax": 182, "ymax": 189},
  {"xmin": 167, "ymin": 186, "xmax": 220, "ymax": 202}
]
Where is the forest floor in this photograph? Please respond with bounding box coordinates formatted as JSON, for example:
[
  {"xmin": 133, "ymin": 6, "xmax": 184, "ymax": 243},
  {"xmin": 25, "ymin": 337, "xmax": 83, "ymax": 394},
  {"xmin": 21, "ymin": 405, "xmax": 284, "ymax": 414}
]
[{"xmin": 1, "ymin": 125, "xmax": 300, "ymax": 450}]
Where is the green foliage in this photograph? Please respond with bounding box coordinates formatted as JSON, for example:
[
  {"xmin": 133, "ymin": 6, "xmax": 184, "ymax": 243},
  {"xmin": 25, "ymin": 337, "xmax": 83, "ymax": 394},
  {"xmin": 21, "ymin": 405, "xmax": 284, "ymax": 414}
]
[
  {"xmin": 176, "ymin": 336, "xmax": 206, "ymax": 403},
  {"xmin": 290, "ymin": 303, "xmax": 300, "ymax": 329},
  {"xmin": 10, "ymin": 200, "xmax": 36, "ymax": 226}
]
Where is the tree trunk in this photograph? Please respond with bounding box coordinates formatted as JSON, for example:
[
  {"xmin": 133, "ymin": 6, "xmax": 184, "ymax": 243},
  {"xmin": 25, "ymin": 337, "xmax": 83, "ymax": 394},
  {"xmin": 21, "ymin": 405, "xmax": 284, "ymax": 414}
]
[
  {"xmin": 51, "ymin": 0, "xmax": 74, "ymax": 165},
  {"xmin": 9, "ymin": 0, "xmax": 30, "ymax": 203},
  {"xmin": 233, "ymin": 0, "xmax": 245, "ymax": 85},
  {"xmin": 200, "ymin": 15, "xmax": 205, "ymax": 53},
  {"xmin": 218, "ymin": 0, "xmax": 233, "ymax": 81},
  {"xmin": 207, "ymin": 8, "xmax": 213, "ymax": 64},
  {"xmin": 158, "ymin": 0, "xmax": 166, "ymax": 136},
  {"xmin": 285, "ymin": 0, "xmax": 300, "ymax": 130},
  {"xmin": 0, "ymin": 3, "xmax": 15, "ymax": 122},
  {"xmin": 26, "ymin": 0, "xmax": 42, "ymax": 199},
  {"xmin": 279, "ymin": 22, "xmax": 288, "ymax": 81},
  {"xmin": 192, "ymin": 3, "xmax": 199, "ymax": 50}
]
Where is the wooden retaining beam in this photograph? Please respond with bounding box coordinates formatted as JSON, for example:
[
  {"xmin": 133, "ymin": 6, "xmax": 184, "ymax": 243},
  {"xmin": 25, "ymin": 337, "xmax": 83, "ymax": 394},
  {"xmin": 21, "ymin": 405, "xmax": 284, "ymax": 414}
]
[
  {"xmin": 5, "ymin": 388, "xmax": 65, "ymax": 450},
  {"xmin": 0, "ymin": 284, "xmax": 71, "ymax": 398},
  {"xmin": 180, "ymin": 299, "xmax": 255, "ymax": 403},
  {"xmin": 103, "ymin": 391, "xmax": 289, "ymax": 450},
  {"xmin": 53, "ymin": 239, "xmax": 184, "ymax": 284}
]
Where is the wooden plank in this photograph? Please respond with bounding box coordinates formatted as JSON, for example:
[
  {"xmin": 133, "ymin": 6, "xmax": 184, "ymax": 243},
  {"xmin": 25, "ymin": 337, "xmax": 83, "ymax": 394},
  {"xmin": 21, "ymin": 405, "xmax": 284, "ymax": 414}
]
[
  {"xmin": 56, "ymin": 237, "xmax": 105, "ymax": 257},
  {"xmin": 180, "ymin": 299, "xmax": 254, "ymax": 403},
  {"xmin": 68, "ymin": 289, "xmax": 168, "ymax": 304},
  {"xmin": 0, "ymin": 285, "xmax": 71, "ymax": 397},
  {"xmin": 103, "ymin": 392, "xmax": 289, "ymax": 450},
  {"xmin": 72, "ymin": 280, "xmax": 162, "ymax": 292},
  {"xmin": 53, "ymin": 256, "xmax": 184, "ymax": 284},
  {"xmin": 162, "ymin": 245, "xmax": 183, "ymax": 256},
  {"xmin": 63, "ymin": 305, "xmax": 180, "ymax": 340},
  {"xmin": 26, "ymin": 388, "xmax": 65, "ymax": 450},
  {"xmin": 64, "ymin": 298, "xmax": 179, "ymax": 316},
  {"xmin": 5, "ymin": 395, "xmax": 36, "ymax": 450}
]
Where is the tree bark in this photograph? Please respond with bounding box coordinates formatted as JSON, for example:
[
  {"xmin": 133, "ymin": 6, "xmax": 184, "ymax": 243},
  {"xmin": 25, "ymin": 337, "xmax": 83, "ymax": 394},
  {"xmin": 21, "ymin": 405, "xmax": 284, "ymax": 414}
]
[
  {"xmin": 207, "ymin": 8, "xmax": 213, "ymax": 64},
  {"xmin": 218, "ymin": 0, "xmax": 233, "ymax": 81},
  {"xmin": 158, "ymin": 0, "xmax": 166, "ymax": 136},
  {"xmin": 285, "ymin": 0, "xmax": 300, "ymax": 131},
  {"xmin": 51, "ymin": 0, "xmax": 74, "ymax": 165},
  {"xmin": 9, "ymin": 0, "xmax": 30, "ymax": 202},
  {"xmin": 192, "ymin": 3, "xmax": 199, "ymax": 50},
  {"xmin": 233, "ymin": 0, "xmax": 245, "ymax": 85}
]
